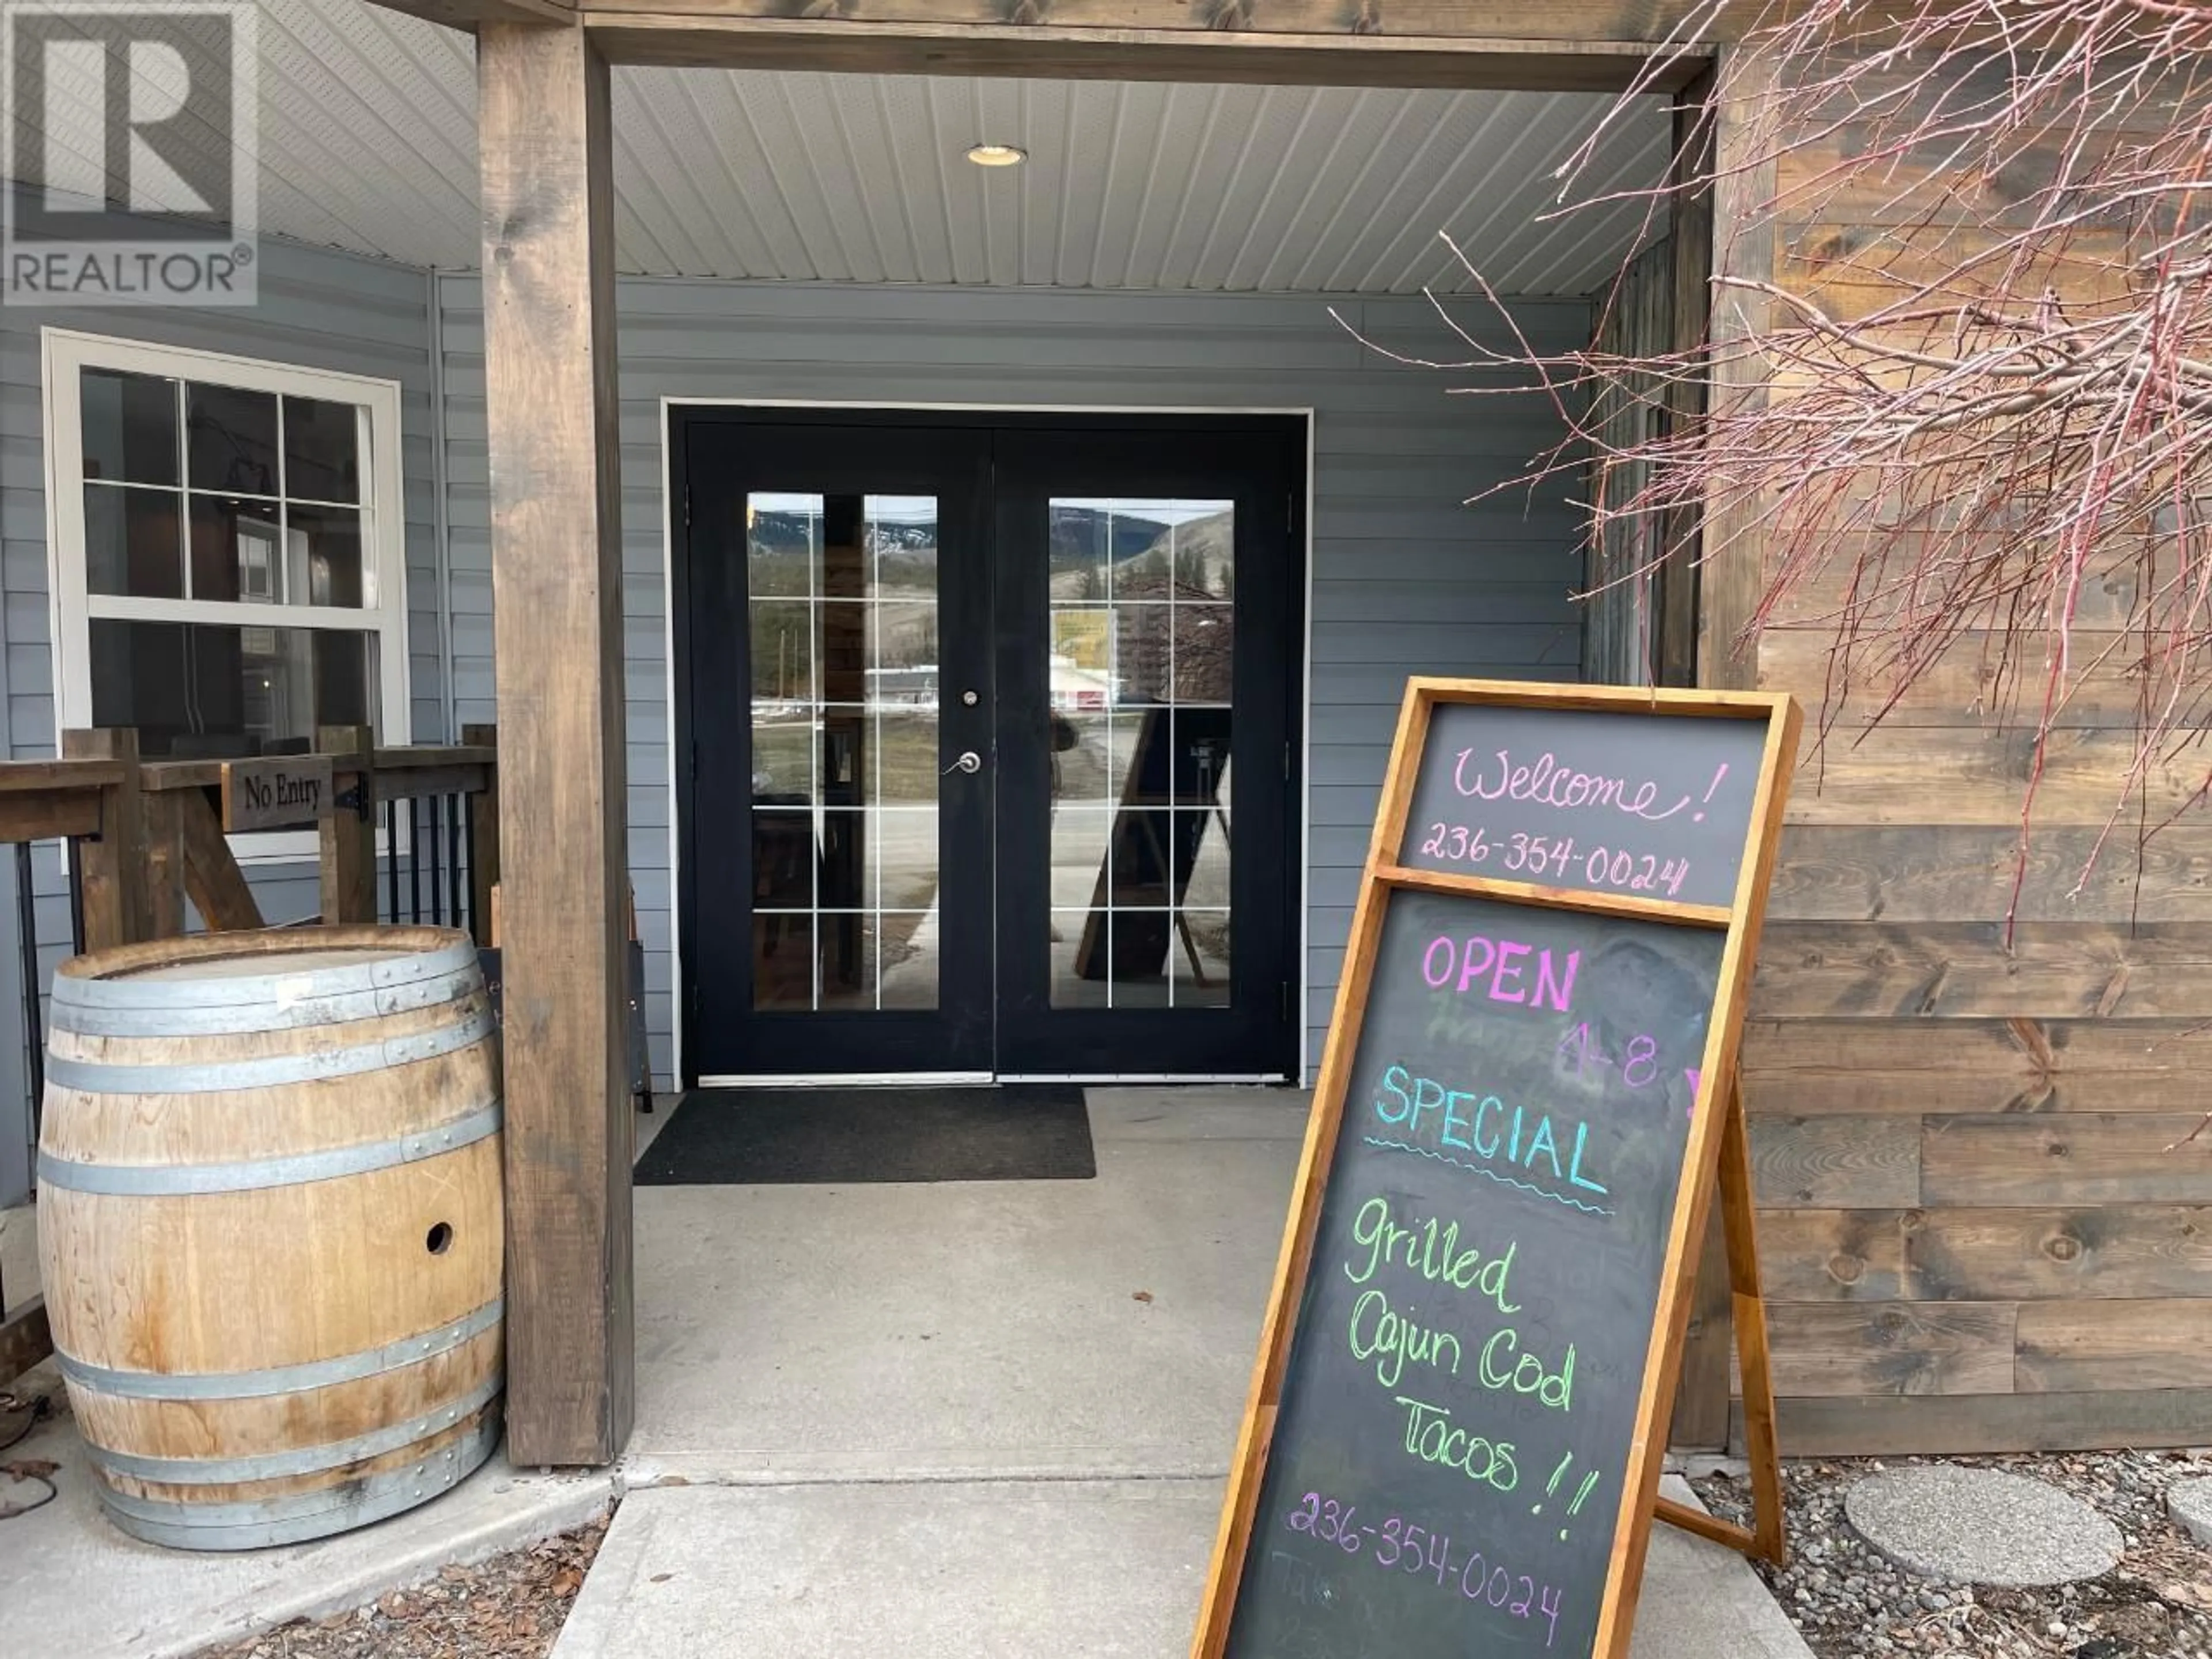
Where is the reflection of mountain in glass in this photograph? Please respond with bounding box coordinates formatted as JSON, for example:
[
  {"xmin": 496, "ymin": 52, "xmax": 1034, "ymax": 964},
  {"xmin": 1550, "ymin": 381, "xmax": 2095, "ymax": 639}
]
[
  {"xmin": 1048, "ymin": 504, "xmax": 1234, "ymax": 603},
  {"xmin": 745, "ymin": 505, "xmax": 940, "ymax": 601},
  {"xmin": 1048, "ymin": 503, "xmax": 1236, "ymax": 708}
]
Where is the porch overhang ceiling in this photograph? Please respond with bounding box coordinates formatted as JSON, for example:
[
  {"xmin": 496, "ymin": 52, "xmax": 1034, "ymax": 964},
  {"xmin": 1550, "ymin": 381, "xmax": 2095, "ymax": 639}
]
[{"xmin": 12, "ymin": 0, "xmax": 1675, "ymax": 293}]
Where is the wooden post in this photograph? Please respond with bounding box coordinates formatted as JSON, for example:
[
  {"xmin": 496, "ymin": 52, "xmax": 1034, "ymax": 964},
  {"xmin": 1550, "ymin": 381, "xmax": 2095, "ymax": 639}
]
[
  {"xmin": 480, "ymin": 19, "xmax": 634, "ymax": 1467},
  {"xmin": 1695, "ymin": 41, "xmax": 1780, "ymax": 693},
  {"xmin": 1669, "ymin": 44, "xmax": 1781, "ymax": 1452},
  {"xmin": 464, "ymin": 722, "xmax": 501, "ymax": 948},
  {"xmin": 319, "ymin": 725, "xmax": 377, "ymax": 925},
  {"xmin": 143, "ymin": 789, "xmax": 187, "ymax": 940},
  {"xmin": 62, "ymin": 729, "xmax": 150, "ymax": 952}
]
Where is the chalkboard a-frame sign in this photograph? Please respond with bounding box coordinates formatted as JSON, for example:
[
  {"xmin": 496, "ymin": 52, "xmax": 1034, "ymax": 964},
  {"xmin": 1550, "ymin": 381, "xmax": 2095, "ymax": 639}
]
[{"xmin": 1192, "ymin": 680, "xmax": 1801, "ymax": 1659}]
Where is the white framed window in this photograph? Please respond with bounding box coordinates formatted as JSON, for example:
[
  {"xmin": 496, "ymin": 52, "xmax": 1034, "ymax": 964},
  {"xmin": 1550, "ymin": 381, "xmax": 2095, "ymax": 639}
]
[{"xmin": 41, "ymin": 328, "xmax": 411, "ymax": 860}]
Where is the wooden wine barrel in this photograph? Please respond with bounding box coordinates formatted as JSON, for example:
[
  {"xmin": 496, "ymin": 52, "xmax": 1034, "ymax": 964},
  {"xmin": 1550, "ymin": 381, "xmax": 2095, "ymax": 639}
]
[{"xmin": 35, "ymin": 926, "xmax": 503, "ymax": 1551}]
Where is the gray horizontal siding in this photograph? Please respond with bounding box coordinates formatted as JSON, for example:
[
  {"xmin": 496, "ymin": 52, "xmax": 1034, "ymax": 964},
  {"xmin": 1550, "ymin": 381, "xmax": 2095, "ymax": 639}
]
[
  {"xmin": 0, "ymin": 240, "xmax": 443, "ymax": 1198},
  {"xmin": 439, "ymin": 274, "xmax": 1588, "ymax": 1080}
]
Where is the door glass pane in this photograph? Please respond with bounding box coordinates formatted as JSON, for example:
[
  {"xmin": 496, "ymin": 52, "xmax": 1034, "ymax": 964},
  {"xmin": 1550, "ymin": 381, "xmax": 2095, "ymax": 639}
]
[
  {"xmin": 749, "ymin": 493, "xmax": 942, "ymax": 1013},
  {"xmin": 1046, "ymin": 499, "xmax": 1235, "ymax": 1010}
]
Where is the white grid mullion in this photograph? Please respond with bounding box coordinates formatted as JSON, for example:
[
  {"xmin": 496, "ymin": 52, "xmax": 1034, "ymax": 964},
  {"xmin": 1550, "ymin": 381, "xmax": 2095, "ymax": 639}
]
[
  {"xmin": 870, "ymin": 497, "xmax": 884, "ymax": 1013},
  {"xmin": 273, "ymin": 391, "xmax": 290, "ymax": 607},
  {"xmin": 1103, "ymin": 507, "xmax": 1115, "ymax": 1013},
  {"xmin": 1166, "ymin": 515, "xmax": 1177, "ymax": 1012},
  {"xmin": 171, "ymin": 378, "xmax": 190, "ymax": 599},
  {"xmin": 83, "ymin": 595, "xmax": 377, "ymax": 631},
  {"xmin": 808, "ymin": 502, "xmax": 822, "ymax": 1014}
]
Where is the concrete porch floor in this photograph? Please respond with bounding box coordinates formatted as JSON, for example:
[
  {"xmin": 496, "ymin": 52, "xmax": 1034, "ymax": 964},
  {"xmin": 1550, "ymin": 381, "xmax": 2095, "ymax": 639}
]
[
  {"xmin": 0, "ymin": 1088, "xmax": 1809, "ymax": 1658},
  {"xmin": 580, "ymin": 1086, "xmax": 1808, "ymax": 1656}
]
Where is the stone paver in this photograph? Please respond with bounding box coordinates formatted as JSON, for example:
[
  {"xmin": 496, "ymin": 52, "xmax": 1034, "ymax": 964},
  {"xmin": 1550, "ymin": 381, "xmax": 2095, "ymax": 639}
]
[
  {"xmin": 1844, "ymin": 1465, "xmax": 2121, "ymax": 1588},
  {"xmin": 2169, "ymin": 1475, "xmax": 2212, "ymax": 1547}
]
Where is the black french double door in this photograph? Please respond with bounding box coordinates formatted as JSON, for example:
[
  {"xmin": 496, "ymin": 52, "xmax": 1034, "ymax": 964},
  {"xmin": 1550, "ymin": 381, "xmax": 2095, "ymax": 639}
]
[{"xmin": 673, "ymin": 410, "xmax": 1303, "ymax": 1082}]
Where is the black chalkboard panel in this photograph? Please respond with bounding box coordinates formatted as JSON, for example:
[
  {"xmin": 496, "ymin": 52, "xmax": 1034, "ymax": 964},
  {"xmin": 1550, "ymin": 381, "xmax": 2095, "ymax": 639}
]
[
  {"xmin": 1400, "ymin": 703, "xmax": 1771, "ymax": 908},
  {"xmin": 1224, "ymin": 888, "xmax": 1724, "ymax": 1658}
]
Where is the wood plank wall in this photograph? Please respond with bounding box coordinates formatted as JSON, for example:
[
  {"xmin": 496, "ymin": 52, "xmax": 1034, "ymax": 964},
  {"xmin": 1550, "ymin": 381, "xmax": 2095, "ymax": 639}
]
[{"xmin": 1738, "ymin": 58, "xmax": 2212, "ymax": 1455}]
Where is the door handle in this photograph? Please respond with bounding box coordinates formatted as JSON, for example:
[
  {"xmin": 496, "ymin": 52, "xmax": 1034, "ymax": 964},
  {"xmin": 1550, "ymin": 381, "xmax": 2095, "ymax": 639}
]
[{"xmin": 944, "ymin": 751, "xmax": 982, "ymax": 776}]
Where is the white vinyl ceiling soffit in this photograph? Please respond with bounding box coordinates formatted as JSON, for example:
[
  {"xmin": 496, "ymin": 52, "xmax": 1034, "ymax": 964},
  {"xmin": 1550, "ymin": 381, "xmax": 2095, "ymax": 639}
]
[{"xmin": 13, "ymin": 0, "xmax": 1673, "ymax": 295}]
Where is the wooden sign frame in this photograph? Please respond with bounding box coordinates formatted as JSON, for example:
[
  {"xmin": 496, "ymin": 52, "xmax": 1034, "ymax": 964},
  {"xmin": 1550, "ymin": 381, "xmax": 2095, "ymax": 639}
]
[
  {"xmin": 219, "ymin": 755, "xmax": 335, "ymax": 833},
  {"xmin": 1191, "ymin": 679, "xmax": 1801, "ymax": 1659}
]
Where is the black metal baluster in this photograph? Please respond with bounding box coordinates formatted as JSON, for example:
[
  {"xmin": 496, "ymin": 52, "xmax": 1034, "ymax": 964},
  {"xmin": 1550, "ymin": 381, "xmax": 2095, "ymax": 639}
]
[
  {"xmin": 408, "ymin": 797, "xmax": 422, "ymax": 923},
  {"xmin": 446, "ymin": 793, "xmax": 464, "ymax": 929},
  {"xmin": 429, "ymin": 795, "xmax": 444, "ymax": 926},
  {"xmin": 463, "ymin": 793, "xmax": 476, "ymax": 941},
  {"xmin": 66, "ymin": 844, "xmax": 84, "ymax": 959},
  {"xmin": 17, "ymin": 842, "xmax": 42, "ymax": 1151},
  {"xmin": 385, "ymin": 799, "xmax": 400, "ymax": 923}
]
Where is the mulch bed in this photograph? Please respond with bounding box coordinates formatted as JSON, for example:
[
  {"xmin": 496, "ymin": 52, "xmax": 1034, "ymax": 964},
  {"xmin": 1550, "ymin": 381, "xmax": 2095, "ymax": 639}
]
[
  {"xmin": 190, "ymin": 1513, "xmax": 612, "ymax": 1659},
  {"xmin": 1692, "ymin": 1451, "xmax": 2212, "ymax": 1659}
]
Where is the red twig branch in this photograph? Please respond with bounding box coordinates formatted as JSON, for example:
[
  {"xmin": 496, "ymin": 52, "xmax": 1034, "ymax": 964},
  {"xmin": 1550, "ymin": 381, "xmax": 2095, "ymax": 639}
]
[{"xmin": 1356, "ymin": 0, "xmax": 2212, "ymax": 942}]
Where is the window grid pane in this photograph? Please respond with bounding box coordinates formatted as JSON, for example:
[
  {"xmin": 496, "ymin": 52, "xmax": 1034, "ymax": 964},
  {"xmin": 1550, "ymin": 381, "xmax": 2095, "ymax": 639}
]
[
  {"xmin": 75, "ymin": 359, "xmax": 392, "ymax": 763},
  {"xmin": 1048, "ymin": 499, "xmax": 1234, "ymax": 1011},
  {"xmin": 749, "ymin": 494, "xmax": 942, "ymax": 1013}
]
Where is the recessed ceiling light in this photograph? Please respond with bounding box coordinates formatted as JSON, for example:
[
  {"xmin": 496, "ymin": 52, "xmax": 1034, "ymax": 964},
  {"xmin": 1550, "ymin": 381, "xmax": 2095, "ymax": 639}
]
[{"xmin": 966, "ymin": 143, "xmax": 1027, "ymax": 168}]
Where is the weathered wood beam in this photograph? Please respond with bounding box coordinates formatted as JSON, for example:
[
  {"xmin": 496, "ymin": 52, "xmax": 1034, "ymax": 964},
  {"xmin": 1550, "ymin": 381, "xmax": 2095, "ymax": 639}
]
[
  {"xmin": 1, "ymin": 1295, "xmax": 51, "ymax": 1387},
  {"xmin": 320, "ymin": 726, "xmax": 378, "ymax": 926},
  {"xmin": 365, "ymin": 0, "xmax": 576, "ymax": 32},
  {"xmin": 0, "ymin": 790, "xmax": 102, "ymax": 843},
  {"xmin": 0, "ymin": 760, "xmax": 124, "ymax": 792},
  {"xmin": 144, "ymin": 788, "xmax": 187, "ymax": 938},
  {"xmin": 1695, "ymin": 40, "xmax": 1779, "ymax": 694},
  {"xmin": 62, "ymin": 730, "xmax": 151, "ymax": 952},
  {"xmin": 1664, "ymin": 65, "xmax": 1734, "ymax": 1455},
  {"xmin": 584, "ymin": 13, "xmax": 1708, "ymax": 89},
  {"xmin": 179, "ymin": 790, "xmax": 265, "ymax": 931},
  {"xmin": 479, "ymin": 18, "xmax": 635, "ymax": 1468},
  {"xmin": 464, "ymin": 724, "xmax": 502, "ymax": 949},
  {"xmin": 582, "ymin": 0, "xmax": 1713, "ymax": 43}
]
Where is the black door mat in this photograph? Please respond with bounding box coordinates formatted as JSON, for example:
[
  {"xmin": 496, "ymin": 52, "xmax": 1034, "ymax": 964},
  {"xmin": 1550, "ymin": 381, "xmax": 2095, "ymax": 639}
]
[{"xmin": 633, "ymin": 1085, "xmax": 1096, "ymax": 1185}]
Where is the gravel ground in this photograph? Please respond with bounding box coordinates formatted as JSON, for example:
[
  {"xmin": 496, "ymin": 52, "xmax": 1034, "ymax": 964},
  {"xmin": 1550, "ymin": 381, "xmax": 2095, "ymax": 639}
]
[
  {"xmin": 1692, "ymin": 1453, "xmax": 2212, "ymax": 1659},
  {"xmin": 188, "ymin": 1513, "xmax": 612, "ymax": 1659}
]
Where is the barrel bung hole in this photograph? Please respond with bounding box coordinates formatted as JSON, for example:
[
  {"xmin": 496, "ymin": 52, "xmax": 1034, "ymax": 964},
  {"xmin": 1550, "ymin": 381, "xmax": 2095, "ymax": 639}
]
[{"xmin": 426, "ymin": 1222, "xmax": 454, "ymax": 1256}]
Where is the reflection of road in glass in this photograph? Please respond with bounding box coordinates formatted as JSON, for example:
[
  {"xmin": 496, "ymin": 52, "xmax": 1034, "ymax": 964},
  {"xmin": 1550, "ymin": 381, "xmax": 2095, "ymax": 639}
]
[
  {"xmin": 1048, "ymin": 719, "xmax": 1233, "ymax": 1011},
  {"xmin": 751, "ymin": 709, "xmax": 1236, "ymax": 1014}
]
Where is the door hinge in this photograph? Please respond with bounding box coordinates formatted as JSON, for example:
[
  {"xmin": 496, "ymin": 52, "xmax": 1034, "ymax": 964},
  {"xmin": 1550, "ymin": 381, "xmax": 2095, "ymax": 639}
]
[
  {"xmin": 1284, "ymin": 740, "xmax": 1293, "ymax": 781},
  {"xmin": 690, "ymin": 739, "xmax": 699, "ymax": 782},
  {"xmin": 684, "ymin": 484, "xmax": 693, "ymax": 530}
]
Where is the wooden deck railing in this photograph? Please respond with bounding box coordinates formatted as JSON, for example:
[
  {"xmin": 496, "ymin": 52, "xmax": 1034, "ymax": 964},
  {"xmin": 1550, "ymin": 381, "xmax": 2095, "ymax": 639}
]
[{"xmin": 0, "ymin": 725, "xmax": 500, "ymax": 1385}]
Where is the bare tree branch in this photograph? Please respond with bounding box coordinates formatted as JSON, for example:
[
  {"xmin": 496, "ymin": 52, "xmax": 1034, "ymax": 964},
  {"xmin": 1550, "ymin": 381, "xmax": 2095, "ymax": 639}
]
[{"xmin": 1355, "ymin": 0, "xmax": 2212, "ymax": 945}]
